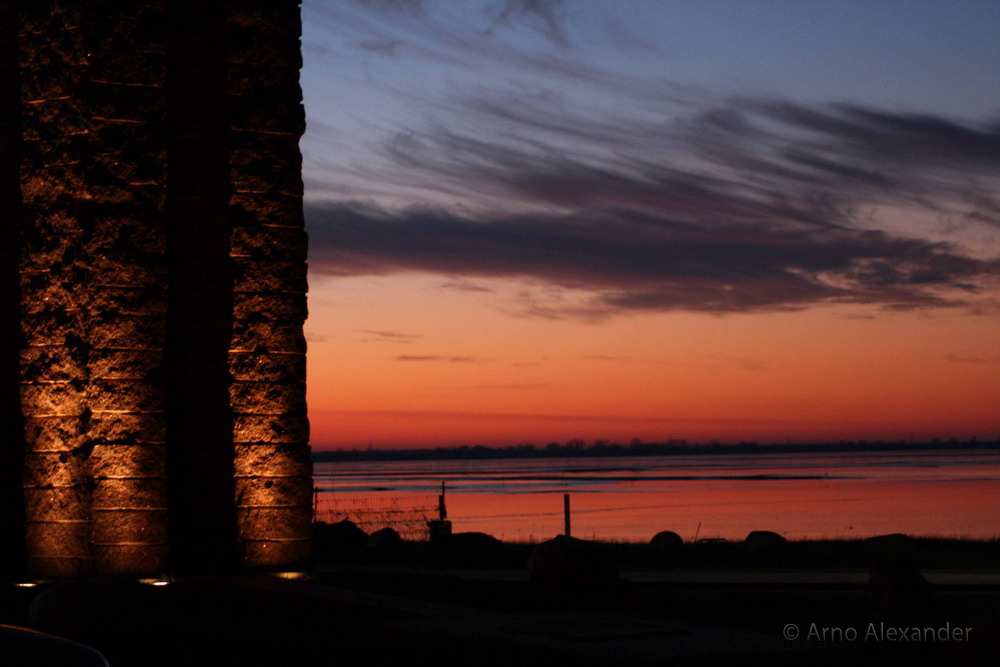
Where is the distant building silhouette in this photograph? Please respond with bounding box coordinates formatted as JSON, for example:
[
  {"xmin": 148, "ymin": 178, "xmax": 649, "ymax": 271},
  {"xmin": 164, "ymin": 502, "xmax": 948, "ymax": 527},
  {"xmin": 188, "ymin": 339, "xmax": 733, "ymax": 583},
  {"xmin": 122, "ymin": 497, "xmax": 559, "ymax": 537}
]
[{"xmin": 0, "ymin": 0, "xmax": 311, "ymax": 577}]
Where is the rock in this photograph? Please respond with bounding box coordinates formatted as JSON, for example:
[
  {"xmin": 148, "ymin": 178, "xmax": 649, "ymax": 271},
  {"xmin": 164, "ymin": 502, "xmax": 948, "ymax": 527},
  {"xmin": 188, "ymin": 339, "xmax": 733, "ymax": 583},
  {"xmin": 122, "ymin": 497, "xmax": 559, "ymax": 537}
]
[
  {"xmin": 869, "ymin": 557, "xmax": 933, "ymax": 615},
  {"xmin": 527, "ymin": 535, "xmax": 618, "ymax": 588},
  {"xmin": 865, "ymin": 533, "xmax": 914, "ymax": 558},
  {"xmin": 745, "ymin": 530, "xmax": 788, "ymax": 560},
  {"xmin": 366, "ymin": 527, "xmax": 402, "ymax": 554},
  {"xmin": 649, "ymin": 531, "xmax": 684, "ymax": 564},
  {"xmin": 650, "ymin": 531, "xmax": 684, "ymax": 552},
  {"xmin": 437, "ymin": 531, "xmax": 504, "ymax": 567},
  {"xmin": 315, "ymin": 519, "xmax": 367, "ymax": 560}
]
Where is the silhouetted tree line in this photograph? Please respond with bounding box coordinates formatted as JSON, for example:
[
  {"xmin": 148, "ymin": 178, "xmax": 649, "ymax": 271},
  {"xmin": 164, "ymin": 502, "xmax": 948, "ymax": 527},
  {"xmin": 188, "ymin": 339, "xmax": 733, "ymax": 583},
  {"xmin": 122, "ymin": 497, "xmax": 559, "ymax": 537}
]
[{"xmin": 312, "ymin": 437, "xmax": 999, "ymax": 463}]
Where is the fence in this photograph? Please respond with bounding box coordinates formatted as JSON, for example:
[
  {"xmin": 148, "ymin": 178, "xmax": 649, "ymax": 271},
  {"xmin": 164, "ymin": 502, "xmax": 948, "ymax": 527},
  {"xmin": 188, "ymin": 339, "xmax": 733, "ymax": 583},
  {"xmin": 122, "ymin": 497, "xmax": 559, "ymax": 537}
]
[{"xmin": 313, "ymin": 489, "xmax": 439, "ymax": 541}]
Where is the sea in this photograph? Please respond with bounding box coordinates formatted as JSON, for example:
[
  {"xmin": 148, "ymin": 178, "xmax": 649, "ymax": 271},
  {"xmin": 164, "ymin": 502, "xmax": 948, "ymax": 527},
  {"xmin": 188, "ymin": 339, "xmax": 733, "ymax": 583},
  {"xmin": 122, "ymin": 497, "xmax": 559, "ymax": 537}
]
[{"xmin": 313, "ymin": 449, "xmax": 1000, "ymax": 542}]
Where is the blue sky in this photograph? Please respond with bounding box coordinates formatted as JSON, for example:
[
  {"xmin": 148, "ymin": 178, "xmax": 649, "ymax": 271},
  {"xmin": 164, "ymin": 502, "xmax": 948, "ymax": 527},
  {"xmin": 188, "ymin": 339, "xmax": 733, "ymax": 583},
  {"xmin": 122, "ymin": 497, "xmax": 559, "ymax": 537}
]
[
  {"xmin": 297, "ymin": 1, "xmax": 1000, "ymax": 447},
  {"xmin": 299, "ymin": 0, "xmax": 999, "ymax": 316},
  {"xmin": 302, "ymin": 1, "xmax": 1000, "ymax": 174}
]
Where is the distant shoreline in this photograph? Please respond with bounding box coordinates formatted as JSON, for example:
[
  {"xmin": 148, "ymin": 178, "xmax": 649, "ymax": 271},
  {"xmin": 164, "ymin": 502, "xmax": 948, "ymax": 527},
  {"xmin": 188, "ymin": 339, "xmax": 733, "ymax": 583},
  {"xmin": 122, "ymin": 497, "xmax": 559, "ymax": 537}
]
[{"xmin": 312, "ymin": 439, "xmax": 1000, "ymax": 463}]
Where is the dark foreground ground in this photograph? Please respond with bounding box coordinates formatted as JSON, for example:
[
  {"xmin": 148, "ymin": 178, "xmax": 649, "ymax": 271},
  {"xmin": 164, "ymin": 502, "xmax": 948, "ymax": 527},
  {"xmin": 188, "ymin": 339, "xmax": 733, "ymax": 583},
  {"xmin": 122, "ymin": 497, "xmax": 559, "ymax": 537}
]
[{"xmin": 2, "ymin": 536, "xmax": 998, "ymax": 666}]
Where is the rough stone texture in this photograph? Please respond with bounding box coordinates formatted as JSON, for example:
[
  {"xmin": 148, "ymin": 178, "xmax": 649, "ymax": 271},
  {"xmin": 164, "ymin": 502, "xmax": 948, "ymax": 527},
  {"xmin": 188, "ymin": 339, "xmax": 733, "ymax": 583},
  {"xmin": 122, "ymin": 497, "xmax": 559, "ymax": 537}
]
[
  {"xmin": 88, "ymin": 316, "xmax": 165, "ymax": 350},
  {"xmin": 88, "ymin": 349, "xmax": 163, "ymax": 380},
  {"xmin": 89, "ymin": 416, "xmax": 167, "ymax": 445},
  {"xmin": 233, "ymin": 444, "xmax": 312, "ymax": 477},
  {"xmin": 233, "ymin": 413, "xmax": 310, "ymax": 444},
  {"xmin": 239, "ymin": 539, "xmax": 311, "ymax": 568},
  {"xmin": 93, "ymin": 545, "xmax": 169, "ymax": 575},
  {"xmin": 230, "ymin": 321, "xmax": 307, "ymax": 354},
  {"xmin": 20, "ymin": 382, "xmax": 87, "ymax": 417},
  {"xmin": 89, "ymin": 444, "xmax": 167, "ymax": 480},
  {"xmin": 235, "ymin": 476, "xmax": 312, "ymax": 508},
  {"xmin": 15, "ymin": 2, "xmax": 94, "ymax": 578},
  {"xmin": 23, "ymin": 451, "xmax": 92, "ymax": 488},
  {"xmin": 230, "ymin": 381, "xmax": 306, "ymax": 414},
  {"xmin": 88, "ymin": 0, "xmax": 169, "ymax": 577},
  {"xmin": 24, "ymin": 487, "xmax": 91, "ymax": 522},
  {"xmin": 4, "ymin": 0, "xmax": 310, "ymax": 577},
  {"xmin": 20, "ymin": 347, "xmax": 88, "ymax": 383},
  {"xmin": 225, "ymin": 0, "xmax": 311, "ymax": 569},
  {"xmin": 230, "ymin": 352, "xmax": 307, "ymax": 383},
  {"xmin": 22, "ymin": 416, "xmax": 87, "ymax": 453},
  {"xmin": 91, "ymin": 509, "xmax": 168, "ymax": 545},
  {"xmin": 232, "ymin": 291, "xmax": 308, "ymax": 322},
  {"xmin": 231, "ymin": 226, "xmax": 307, "ymax": 263},
  {"xmin": 236, "ymin": 507, "xmax": 312, "ymax": 541},
  {"xmin": 25, "ymin": 521, "xmax": 91, "ymax": 559},
  {"xmin": 91, "ymin": 478, "xmax": 168, "ymax": 509}
]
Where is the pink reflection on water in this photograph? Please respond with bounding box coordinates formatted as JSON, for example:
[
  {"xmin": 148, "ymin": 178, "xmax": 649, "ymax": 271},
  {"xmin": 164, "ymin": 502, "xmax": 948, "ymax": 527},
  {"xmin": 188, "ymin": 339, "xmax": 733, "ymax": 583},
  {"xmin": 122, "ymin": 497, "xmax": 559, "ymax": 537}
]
[
  {"xmin": 445, "ymin": 479, "xmax": 1000, "ymax": 541},
  {"xmin": 314, "ymin": 450, "xmax": 1000, "ymax": 541}
]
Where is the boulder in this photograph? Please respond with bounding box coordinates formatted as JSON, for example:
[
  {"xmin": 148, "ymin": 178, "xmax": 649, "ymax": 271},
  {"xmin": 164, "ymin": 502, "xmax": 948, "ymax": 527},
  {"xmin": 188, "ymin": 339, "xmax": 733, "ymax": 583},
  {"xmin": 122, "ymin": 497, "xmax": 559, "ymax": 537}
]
[
  {"xmin": 650, "ymin": 530, "xmax": 684, "ymax": 552},
  {"xmin": 315, "ymin": 518, "xmax": 367, "ymax": 560},
  {"xmin": 366, "ymin": 527, "xmax": 402, "ymax": 554},
  {"xmin": 527, "ymin": 535, "xmax": 618, "ymax": 588},
  {"xmin": 745, "ymin": 530, "xmax": 788, "ymax": 560},
  {"xmin": 649, "ymin": 531, "xmax": 684, "ymax": 564},
  {"xmin": 865, "ymin": 533, "xmax": 914, "ymax": 558},
  {"xmin": 437, "ymin": 531, "xmax": 504, "ymax": 567}
]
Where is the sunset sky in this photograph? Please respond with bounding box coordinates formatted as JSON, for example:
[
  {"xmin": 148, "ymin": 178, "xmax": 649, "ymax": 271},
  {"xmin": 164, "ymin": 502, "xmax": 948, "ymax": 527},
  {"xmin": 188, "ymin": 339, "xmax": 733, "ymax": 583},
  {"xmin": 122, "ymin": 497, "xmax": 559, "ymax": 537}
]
[{"xmin": 298, "ymin": 0, "xmax": 1000, "ymax": 449}]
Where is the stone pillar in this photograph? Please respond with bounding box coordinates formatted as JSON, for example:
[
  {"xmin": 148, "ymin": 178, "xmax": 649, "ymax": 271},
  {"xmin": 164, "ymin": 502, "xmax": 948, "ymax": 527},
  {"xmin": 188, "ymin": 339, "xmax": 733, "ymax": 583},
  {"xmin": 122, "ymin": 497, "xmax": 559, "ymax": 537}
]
[
  {"xmin": 225, "ymin": 1, "xmax": 312, "ymax": 568},
  {"xmin": 18, "ymin": 0, "xmax": 170, "ymax": 577},
  {"xmin": 18, "ymin": 1, "xmax": 97, "ymax": 578},
  {"xmin": 5, "ymin": 0, "xmax": 311, "ymax": 577},
  {"xmin": 84, "ymin": 0, "xmax": 170, "ymax": 575}
]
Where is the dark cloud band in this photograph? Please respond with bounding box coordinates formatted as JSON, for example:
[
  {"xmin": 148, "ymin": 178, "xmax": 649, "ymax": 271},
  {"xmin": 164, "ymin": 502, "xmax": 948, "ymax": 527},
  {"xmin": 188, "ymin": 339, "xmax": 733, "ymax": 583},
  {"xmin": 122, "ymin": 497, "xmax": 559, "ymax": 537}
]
[{"xmin": 307, "ymin": 202, "xmax": 996, "ymax": 315}]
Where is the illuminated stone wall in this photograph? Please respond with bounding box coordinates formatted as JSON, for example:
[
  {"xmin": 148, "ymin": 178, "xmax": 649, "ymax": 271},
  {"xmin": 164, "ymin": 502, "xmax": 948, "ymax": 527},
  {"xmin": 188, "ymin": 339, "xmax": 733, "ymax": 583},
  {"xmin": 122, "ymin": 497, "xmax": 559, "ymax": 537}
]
[
  {"xmin": 0, "ymin": 0, "xmax": 311, "ymax": 578},
  {"xmin": 225, "ymin": 3, "xmax": 312, "ymax": 568}
]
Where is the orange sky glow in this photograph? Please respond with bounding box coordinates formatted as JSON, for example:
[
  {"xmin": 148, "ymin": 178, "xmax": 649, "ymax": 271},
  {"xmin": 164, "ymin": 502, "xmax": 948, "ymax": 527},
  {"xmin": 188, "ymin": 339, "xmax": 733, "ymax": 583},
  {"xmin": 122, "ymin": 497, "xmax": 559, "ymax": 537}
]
[{"xmin": 305, "ymin": 274, "xmax": 1000, "ymax": 449}]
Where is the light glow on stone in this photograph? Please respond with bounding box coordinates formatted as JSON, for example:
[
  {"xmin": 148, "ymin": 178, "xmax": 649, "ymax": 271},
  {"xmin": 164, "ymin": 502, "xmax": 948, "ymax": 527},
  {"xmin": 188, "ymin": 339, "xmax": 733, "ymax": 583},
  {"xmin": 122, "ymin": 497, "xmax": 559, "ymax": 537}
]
[{"xmin": 138, "ymin": 578, "xmax": 172, "ymax": 587}]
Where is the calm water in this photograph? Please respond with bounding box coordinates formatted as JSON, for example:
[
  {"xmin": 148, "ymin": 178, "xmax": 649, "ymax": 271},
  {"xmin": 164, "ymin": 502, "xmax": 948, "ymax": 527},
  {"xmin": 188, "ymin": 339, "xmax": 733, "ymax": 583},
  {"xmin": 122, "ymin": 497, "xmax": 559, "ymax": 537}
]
[{"xmin": 313, "ymin": 449, "xmax": 1000, "ymax": 542}]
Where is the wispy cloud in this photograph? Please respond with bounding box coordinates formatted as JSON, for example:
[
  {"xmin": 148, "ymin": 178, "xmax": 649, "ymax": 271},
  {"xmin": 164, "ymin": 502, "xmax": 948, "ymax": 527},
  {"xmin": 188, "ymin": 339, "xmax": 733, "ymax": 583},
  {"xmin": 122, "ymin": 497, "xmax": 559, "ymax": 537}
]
[
  {"xmin": 395, "ymin": 354, "xmax": 484, "ymax": 363},
  {"xmin": 581, "ymin": 355, "xmax": 671, "ymax": 364},
  {"xmin": 303, "ymin": 1, "xmax": 1000, "ymax": 319},
  {"xmin": 468, "ymin": 382, "xmax": 550, "ymax": 390},
  {"xmin": 359, "ymin": 329, "xmax": 422, "ymax": 343},
  {"xmin": 365, "ymin": 93, "xmax": 1000, "ymax": 234},
  {"xmin": 307, "ymin": 199, "xmax": 997, "ymax": 317},
  {"xmin": 484, "ymin": 0, "xmax": 571, "ymax": 47},
  {"xmin": 439, "ymin": 279, "xmax": 495, "ymax": 293}
]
